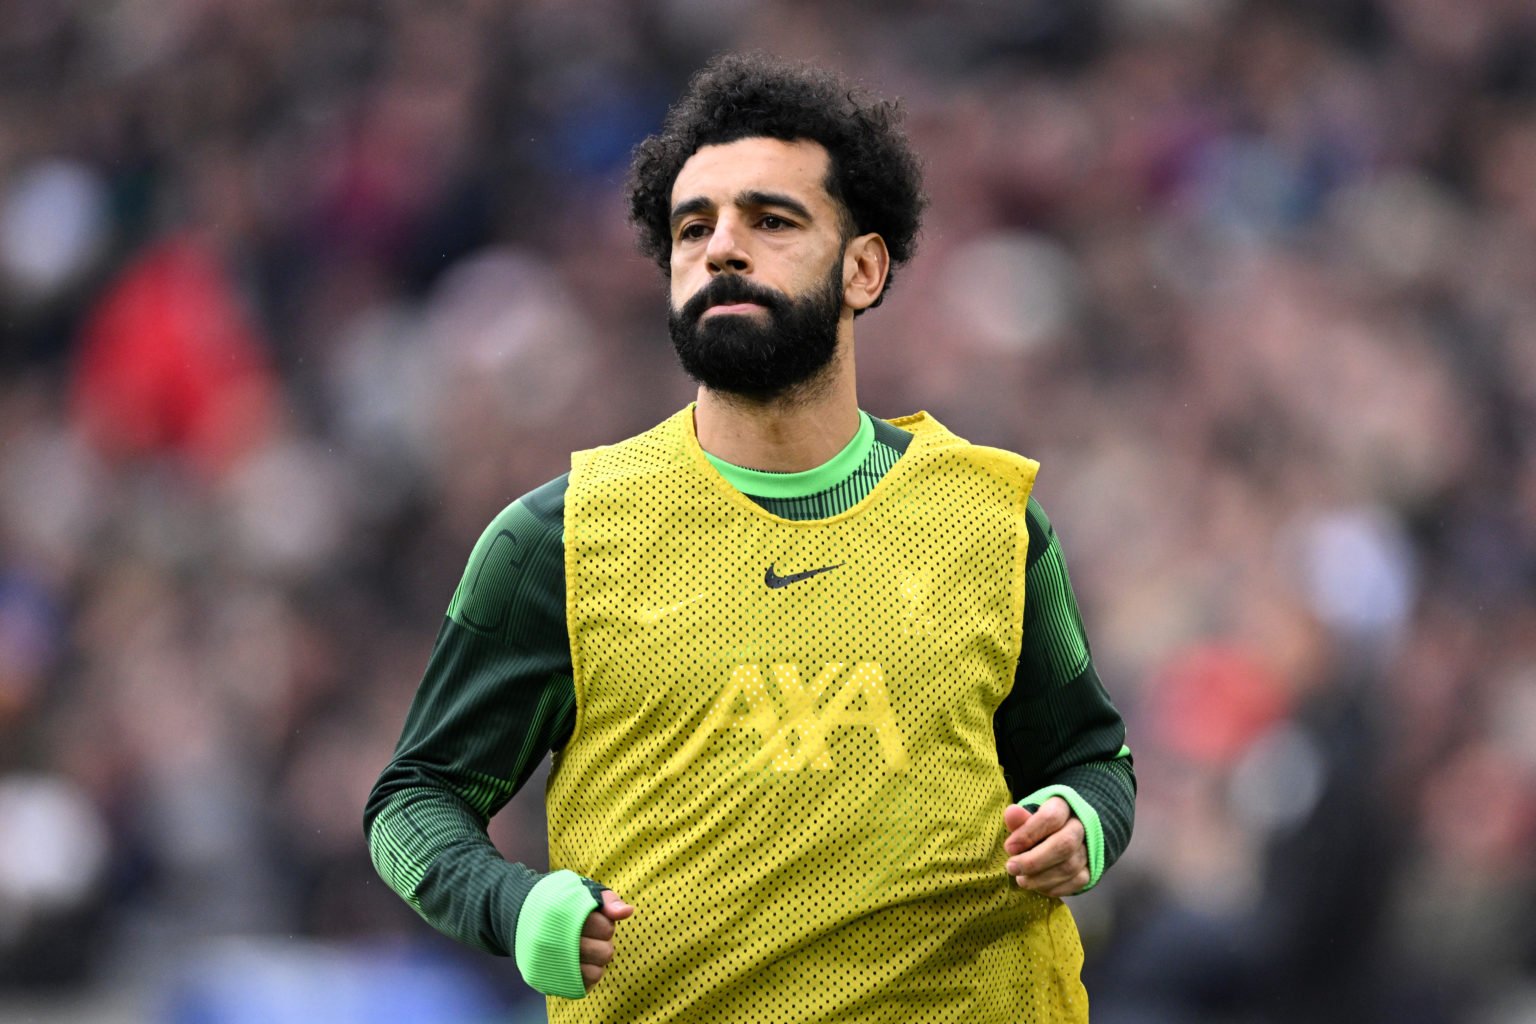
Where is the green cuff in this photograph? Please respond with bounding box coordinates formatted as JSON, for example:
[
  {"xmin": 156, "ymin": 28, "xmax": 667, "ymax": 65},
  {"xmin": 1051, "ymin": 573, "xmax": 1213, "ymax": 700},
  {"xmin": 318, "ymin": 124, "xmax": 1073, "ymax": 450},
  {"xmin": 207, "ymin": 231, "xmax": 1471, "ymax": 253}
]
[
  {"xmin": 1019, "ymin": 785, "xmax": 1104, "ymax": 893},
  {"xmin": 515, "ymin": 870, "xmax": 601, "ymax": 999}
]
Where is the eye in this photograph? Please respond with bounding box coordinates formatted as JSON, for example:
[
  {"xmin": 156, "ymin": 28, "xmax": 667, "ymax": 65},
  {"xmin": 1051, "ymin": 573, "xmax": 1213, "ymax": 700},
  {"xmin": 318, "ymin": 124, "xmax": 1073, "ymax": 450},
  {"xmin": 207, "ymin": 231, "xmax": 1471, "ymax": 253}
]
[
  {"xmin": 759, "ymin": 214, "xmax": 790, "ymax": 230},
  {"xmin": 678, "ymin": 222, "xmax": 710, "ymax": 242}
]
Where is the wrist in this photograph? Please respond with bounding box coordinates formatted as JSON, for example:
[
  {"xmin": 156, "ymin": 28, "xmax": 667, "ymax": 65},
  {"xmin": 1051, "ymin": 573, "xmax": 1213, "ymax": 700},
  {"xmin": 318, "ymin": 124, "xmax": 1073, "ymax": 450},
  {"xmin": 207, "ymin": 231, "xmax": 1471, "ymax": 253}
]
[{"xmin": 514, "ymin": 869, "xmax": 601, "ymax": 998}]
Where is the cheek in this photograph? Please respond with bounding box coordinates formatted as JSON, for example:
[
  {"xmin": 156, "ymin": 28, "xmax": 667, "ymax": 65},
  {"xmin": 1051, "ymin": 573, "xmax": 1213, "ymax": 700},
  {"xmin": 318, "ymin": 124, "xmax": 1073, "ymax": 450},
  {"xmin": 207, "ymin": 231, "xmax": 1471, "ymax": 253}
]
[
  {"xmin": 670, "ymin": 258, "xmax": 711, "ymax": 306},
  {"xmin": 669, "ymin": 275, "xmax": 696, "ymax": 311}
]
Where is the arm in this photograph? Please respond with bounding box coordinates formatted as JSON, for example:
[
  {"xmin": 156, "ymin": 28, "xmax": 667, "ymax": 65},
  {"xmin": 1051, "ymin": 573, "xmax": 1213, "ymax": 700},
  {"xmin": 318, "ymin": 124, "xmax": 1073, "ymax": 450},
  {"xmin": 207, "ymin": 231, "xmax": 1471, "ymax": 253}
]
[
  {"xmin": 364, "ymin": 474, "xmax": 630, "ymax": 995},
  {"xmin": 996, "ymin": 497, "xmax": 1136, "ymax": 895}
]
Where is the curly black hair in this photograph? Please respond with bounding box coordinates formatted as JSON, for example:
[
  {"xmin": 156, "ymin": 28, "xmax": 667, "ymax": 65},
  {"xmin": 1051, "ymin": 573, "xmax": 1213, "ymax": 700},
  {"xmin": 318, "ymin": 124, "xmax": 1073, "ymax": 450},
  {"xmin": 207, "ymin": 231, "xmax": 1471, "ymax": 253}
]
[{"xmin": 626, "ymin": 52, "xmax": 926, "ymax": 310}]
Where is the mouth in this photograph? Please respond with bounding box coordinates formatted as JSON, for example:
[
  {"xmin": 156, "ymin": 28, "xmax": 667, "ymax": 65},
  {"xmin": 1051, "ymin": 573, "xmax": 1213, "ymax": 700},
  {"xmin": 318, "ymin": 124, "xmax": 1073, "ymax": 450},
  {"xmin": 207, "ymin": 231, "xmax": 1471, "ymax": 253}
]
[{"xmin": 702, "ymin": 302, "xmax": 767, "ymax": 318}]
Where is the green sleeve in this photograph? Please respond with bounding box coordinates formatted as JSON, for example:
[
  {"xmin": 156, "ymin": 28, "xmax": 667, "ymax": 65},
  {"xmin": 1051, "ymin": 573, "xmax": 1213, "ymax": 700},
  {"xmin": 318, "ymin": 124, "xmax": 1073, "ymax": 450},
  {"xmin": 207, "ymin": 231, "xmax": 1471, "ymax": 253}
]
[
  {"xmin": 995, "ymin": 497, "xmax": 1137, "ymax": 891},
  {"xmin": 364, "ymin": 474, "xmax": 604, "ymax": 987}
]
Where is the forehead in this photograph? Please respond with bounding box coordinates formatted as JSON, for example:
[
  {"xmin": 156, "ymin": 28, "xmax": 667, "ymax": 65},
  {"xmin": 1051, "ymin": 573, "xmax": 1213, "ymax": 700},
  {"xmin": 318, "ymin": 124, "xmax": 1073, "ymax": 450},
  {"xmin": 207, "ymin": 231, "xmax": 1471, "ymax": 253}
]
[{"xmin": 670, "ymin": 136, "xmax": 834, "ymax": 210}]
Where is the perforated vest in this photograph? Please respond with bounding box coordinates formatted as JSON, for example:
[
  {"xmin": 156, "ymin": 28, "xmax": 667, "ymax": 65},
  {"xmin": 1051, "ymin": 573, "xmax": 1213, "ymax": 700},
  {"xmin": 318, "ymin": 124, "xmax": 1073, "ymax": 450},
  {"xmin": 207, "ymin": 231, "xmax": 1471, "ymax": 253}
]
[{"xmin": 551, "ymin": 407, "xmax": 1087, "ymax": 1024}]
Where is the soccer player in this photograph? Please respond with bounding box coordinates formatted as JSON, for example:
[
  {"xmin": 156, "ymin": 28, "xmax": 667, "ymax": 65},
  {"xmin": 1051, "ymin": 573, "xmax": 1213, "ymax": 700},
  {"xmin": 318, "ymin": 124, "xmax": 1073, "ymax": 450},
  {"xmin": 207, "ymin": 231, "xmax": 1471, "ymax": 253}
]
[{"xmin": 365, "ymin": 52, "xmax": 1136, "ymax": 1023}]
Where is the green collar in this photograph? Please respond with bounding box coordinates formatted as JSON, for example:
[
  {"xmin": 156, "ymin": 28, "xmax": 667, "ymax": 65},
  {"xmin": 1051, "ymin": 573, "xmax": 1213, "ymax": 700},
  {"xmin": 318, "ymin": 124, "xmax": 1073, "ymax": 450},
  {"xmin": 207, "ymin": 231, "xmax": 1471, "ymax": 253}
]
[{"xmin": 703, "ymin": 412, "xmax": 875, "ymax": 500}]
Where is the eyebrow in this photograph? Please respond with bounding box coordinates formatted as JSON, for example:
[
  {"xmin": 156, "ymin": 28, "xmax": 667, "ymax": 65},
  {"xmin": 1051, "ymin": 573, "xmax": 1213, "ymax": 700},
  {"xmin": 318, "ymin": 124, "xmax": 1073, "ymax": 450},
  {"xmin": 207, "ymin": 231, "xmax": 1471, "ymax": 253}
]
[
  {"xmin": 739, "ymin": 190, "xmax": 814, "ymax": 223},
  {"xmin": 669, "ymin": 195, "xmax": 714, "ymax": 229},
  {"xmin": 669, "ymin": 190, "xmax": 816, "ymax": 230}
]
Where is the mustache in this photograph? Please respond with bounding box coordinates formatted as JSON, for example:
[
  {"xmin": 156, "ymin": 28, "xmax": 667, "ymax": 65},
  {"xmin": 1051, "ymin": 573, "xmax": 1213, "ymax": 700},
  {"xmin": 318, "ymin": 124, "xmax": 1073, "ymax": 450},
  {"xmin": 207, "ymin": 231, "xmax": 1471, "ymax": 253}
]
[{"xmin": 675, "ymin": 275, "xmax": 788, "ymax": 325}]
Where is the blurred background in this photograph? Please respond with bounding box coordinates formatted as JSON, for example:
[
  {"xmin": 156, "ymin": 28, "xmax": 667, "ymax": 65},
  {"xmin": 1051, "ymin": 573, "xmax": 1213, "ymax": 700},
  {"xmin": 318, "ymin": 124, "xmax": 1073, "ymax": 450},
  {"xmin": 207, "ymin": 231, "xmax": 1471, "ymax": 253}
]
[{"xmin": 1, "ymin": 0, "xmax": 1534, "ymax": 1021}]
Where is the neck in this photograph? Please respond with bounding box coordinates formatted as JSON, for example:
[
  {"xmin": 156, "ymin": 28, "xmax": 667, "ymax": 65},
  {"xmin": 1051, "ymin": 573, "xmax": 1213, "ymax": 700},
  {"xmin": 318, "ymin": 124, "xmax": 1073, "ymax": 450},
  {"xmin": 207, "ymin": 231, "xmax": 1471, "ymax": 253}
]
[{"xmin": 693, "ymin": 334, "xmax": 860, "ymax": 472}]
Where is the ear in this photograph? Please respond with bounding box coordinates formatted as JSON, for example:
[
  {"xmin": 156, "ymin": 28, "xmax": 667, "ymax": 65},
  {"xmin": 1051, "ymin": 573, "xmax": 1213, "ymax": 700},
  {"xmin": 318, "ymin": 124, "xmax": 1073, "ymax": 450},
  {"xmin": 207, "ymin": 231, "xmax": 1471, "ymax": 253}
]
[{"xmin": 842, "ymin": 233, "xmax": 890, "ymax": 312}]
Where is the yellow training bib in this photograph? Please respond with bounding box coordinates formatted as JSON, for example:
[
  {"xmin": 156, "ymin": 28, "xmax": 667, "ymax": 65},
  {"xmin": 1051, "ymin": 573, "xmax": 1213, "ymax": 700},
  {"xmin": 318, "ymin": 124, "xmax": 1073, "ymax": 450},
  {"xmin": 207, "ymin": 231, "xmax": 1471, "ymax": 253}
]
[{"xmin": 550, "ymin": 407, "xmax": 1086, "ymax": 1024}]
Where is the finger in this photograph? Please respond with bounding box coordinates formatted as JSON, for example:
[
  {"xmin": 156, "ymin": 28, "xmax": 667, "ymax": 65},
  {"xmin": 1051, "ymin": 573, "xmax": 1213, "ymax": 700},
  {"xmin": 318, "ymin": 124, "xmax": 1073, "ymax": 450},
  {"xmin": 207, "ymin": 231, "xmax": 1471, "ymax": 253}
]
[
  {"xmin": 581, "ymin": 911, "xmax": 615, "ymax": 941},
  {"xmin": 1007, "ymin": 819, "xmax": 1086, "ymax": 878},
  {"xmin": 1010, "ymin": 836, "xmax": 1088, "ymax": 894},
  {"xmin": 1013, "ymin": 867, "xmax": 1089, "ymax": 898},
  {"xmin": 600, "ymin": 889, "xmax": 634, "ymax": 921},
  {"xmin": 582, "ymin": 961, "xmax": 606, "ymax": 990},
  {"xmin": 1016, "ymin": 797, "xmax": 1071, "ymax": 847},
  {"xmin": 1014, "ymin": 852, "xmax": 1091, "ymax": 896},
  {"xmin": 1009, "ymin": 841, "xmax": 1087, "ymax": 896},
  {"xmin": 579, "ymin": 936, "xmax": 614, "ymax": 968},
  {"xmin": 1002, "ymin": 803, "xmax": 1031, "ymax": 853},
  {"xmin": 1013, "ymin": 840, "xmax": 1087, "ymax": 886}
]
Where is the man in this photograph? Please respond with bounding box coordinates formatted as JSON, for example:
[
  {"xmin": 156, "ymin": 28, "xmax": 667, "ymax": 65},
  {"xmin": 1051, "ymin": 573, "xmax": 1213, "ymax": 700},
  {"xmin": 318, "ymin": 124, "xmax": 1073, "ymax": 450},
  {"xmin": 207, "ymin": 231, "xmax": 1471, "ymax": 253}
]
[{"xmin": 366, "ymin": 52, "xmax": 1135, "ymax": 1023}]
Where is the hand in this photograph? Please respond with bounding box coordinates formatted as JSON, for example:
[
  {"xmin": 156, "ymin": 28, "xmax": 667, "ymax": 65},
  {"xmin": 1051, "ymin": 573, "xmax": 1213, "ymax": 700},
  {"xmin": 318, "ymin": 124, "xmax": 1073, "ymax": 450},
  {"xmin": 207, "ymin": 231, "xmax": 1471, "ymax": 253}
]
[
  {"xmin": 580, "ymin": 889, "xmax": 634, "ymax": 991},
  {"xmin": 1003, "ymin": 797, "xmax": 1088, "ymax": 897}
]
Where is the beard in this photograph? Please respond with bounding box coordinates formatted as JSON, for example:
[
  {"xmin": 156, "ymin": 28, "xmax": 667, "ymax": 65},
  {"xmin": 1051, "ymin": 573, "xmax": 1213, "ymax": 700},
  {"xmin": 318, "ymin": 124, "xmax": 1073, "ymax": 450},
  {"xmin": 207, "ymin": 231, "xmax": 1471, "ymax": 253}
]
[{"xmin": 667, "ymin": 258, "xmax": 844, "ymax": 403}]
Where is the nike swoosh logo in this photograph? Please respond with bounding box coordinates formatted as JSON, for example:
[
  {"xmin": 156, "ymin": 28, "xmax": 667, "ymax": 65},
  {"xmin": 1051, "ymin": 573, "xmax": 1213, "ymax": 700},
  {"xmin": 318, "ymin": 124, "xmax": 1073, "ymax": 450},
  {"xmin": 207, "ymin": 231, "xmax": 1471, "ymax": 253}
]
[{"xmin": 765, "ymin": 563, "xmax": 844, "ymax": 589}]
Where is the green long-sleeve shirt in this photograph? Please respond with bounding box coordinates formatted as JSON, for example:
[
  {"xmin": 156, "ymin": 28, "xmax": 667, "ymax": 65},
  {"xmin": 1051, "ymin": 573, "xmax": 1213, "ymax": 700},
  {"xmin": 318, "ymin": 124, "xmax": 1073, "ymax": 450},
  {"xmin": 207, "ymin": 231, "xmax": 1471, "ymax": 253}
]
[{"xmin": 365, "ymin": 413, "xmax": 1135, "ymax": 962}]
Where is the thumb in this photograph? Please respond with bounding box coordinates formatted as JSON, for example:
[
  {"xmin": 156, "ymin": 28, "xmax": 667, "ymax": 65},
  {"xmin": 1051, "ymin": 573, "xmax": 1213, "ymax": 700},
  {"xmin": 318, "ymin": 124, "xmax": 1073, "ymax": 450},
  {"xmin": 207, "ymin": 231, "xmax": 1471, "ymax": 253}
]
[
  {"xmin": 1003, "ymin": 802, "xmax": 1031, "ymax": 833},
  {"xmin": 600, "ymin": 889, "xmax": 634, "ymax": 921}
]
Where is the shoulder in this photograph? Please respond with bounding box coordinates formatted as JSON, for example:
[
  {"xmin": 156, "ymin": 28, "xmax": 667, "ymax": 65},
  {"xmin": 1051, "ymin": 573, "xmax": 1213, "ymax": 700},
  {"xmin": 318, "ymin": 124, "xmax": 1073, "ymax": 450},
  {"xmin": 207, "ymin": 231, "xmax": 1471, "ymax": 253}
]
[
  {"xmin": 517, "ymin": 473, "xmax": 570, "ymax": 533},
  {"xmin": 571, "ymin": 408, "xmax": 694, "ymax": 487},
  {"xmin": 903, "ymin": 413, "xmax": 1041, "ymax": 488},
  {"xmin": 447, "ymin": 473, "xmax": 570, "ymax": 632},
  {"xmin": 1025, "ymin": 495, "xmax": 1053, "ymax": 541},
  {"xmin": 475, "ymin": 473, "xmax": 568, "ymax": 548},
  {"xmin": 1022, "ymin": 493, "xmax": 1085, "ymax": 578}
]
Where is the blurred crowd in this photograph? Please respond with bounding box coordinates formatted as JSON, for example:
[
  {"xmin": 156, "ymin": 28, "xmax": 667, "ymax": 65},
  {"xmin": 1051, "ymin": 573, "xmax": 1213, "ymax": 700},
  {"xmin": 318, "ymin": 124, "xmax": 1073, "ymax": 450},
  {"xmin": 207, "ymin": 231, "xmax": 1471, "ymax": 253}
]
[{"xmin": 1, "ymin": 0, "xmax": 1534, "ymax": 1021}]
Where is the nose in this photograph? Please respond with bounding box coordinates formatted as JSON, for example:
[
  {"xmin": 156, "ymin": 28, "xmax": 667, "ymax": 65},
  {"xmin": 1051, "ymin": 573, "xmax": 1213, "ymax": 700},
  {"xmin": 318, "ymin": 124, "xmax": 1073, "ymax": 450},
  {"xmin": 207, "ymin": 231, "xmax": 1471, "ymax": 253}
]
[{"xmin": 705, "ymin": 214, "xmax": 751, "ymax": 275}]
